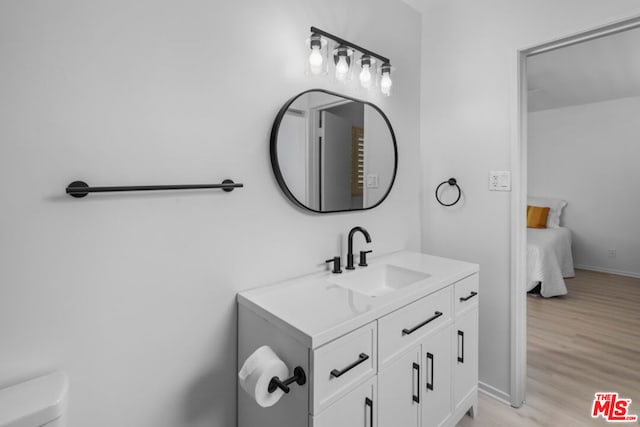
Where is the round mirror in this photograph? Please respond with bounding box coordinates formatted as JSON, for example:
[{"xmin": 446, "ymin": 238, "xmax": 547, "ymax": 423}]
[{"xmin": 270, "ymin": 89, "xmax": 398, "ymax": 213}]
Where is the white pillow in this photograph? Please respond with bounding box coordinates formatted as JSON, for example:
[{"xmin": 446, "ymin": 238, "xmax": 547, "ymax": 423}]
[{"xmin": 528, "ymin": 196, "xmax": 567, "ymax": 228}]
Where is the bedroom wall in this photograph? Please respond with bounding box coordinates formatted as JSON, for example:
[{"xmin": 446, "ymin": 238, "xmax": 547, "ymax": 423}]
[
  {"xmin": 529, "ymin": 96, "xmax": 640, "ymax": 278},
  {"xmin": 0, "ymin": 1, "xmax": 421, "ymax": 426},
  {"xmin": 417, "ymin": 0, "xmax": 640, "ymax": 401}
]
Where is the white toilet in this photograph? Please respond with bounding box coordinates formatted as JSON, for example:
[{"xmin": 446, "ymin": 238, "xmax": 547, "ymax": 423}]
[{"xmin": 0, "ymin": 372, "xmax": 68, "ymax": 427}]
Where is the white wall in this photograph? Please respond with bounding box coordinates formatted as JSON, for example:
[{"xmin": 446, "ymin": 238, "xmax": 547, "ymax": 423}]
[
  {"xmin": 418, "ymin": 0, "xmax": 640, "ymax": 400},
  {"xmin": 0, "ymin": 1, "xmax": 421, "ymax": 426},
  {"xmin": 529, "ymin": 97, "xmax": 640, "ymax": 278}
]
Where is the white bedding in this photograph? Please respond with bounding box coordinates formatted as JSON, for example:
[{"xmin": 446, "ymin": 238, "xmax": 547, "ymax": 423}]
[{"xmin": 527, "ymin": 227, "xmax": 575, "ymax": 297}]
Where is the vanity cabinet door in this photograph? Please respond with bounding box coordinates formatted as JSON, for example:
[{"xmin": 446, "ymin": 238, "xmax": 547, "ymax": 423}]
[
  {"xmin": 420, "ymin": 326, "xmax": 452, "ymax": 427},
  {"xmin": 453, "ymin": 307, "xmax": 478, "ymax": 409},
  {"xmin": 378, "ymin": 345, "xmax": 421, "ymax": 427},
  {"xmin": 310, "ymin": 376, "xmax": 377, "ymax": 427}
]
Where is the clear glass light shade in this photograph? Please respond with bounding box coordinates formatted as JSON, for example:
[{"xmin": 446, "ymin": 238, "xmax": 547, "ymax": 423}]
[
  {"xmin": 309, "ymin": 46, "xmax": 323, "ymax": 74},
  {"xmin": 332, "ymin": 45, "xmax": 353, "ymax": 83},
  {"xmin": 358, "ymin": 55, "xmax": 375, "ymax": 89},
  {"xmin": 378, "ymin": 63, "xmax": 393, "ymax": 96},
  {"xmin": 380, "ymin": 73, "xmax": 392, "ymax": 95},
  {"xmin": 359, "ymin": 66, "xmax": 372, "ymax": 87},
  {"xmin": 335, "ymin": 56, "xmax": 349, "ymax": 81},
  {"xmin": 305, "ymin": 35, "xmax": 328, "ymax": 75}
]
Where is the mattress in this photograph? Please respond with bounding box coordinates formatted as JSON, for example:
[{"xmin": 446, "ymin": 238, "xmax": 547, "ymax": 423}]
[{"xmin": 527, "ymin": 227, "xmax": 575, "ymax": 297}]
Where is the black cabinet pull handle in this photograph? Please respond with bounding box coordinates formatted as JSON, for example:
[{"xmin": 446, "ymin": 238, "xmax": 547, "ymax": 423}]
[
  {"xmin": 365, "ymin": 397, "xmax": 373, "ymax": 427},
  {"xmin": 330, "ymin": 353, "xmax": 369, "ymax": 378},
  {"xmin": 459, "ymin": 291, "xmax": 478, "ymax": 302},
  {"xmin": 458, "ymin": 330, "xmax": 465, "ymax": 363},
  {"xmin": 426, "ymin": 352, "xmax": 434, "ymax": 391},
  {"xmin": 412, "ymin": 362, "xmax": 420, "ymax": 403},
  {"xmin": 402, "ymin": 311, "xmax": 443, "ymax": 336}
]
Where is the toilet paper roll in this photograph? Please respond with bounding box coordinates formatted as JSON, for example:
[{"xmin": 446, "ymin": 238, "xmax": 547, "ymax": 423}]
[{"xmin": 238, "ymin": 345, "xmax": 289, "ymax": 408}]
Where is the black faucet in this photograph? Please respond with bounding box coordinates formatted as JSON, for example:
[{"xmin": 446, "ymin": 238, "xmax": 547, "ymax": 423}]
[{"xmin": 346, "ymin": 226, "xmax": 372, "ymax": 270}]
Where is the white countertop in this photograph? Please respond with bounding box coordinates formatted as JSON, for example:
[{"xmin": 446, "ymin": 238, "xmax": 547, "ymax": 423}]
[{"xmin": 237, "ymin": 250, "xmax": 479, "ymax": 349}]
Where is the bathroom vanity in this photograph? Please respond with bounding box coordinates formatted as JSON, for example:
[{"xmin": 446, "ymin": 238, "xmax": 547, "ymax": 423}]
[{"xmin": 237, "ymin": 250, "xmax": 479, "ymax": 427}]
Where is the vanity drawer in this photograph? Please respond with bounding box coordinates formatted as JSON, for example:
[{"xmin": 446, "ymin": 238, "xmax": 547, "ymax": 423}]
[
  {"xmin": 378, "ymin": 287, "xmax": 452, "ymax": 368},
  {"xmin": 454, "ymin": 274, "xmax": 479, "ymax": 315},
  {"xmin": 310, "ymin": 321, "xmax": 377, "ymax": 415}
]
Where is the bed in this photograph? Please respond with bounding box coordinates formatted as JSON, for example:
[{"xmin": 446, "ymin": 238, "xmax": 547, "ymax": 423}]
[{"xmin": 527, "ymin": 227, "xmax": 575, "ymax": 297}]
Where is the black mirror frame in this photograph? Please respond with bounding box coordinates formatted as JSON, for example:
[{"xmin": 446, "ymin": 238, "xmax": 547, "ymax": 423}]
[{"xmin": 270, "ymin": 89, "xmax": 398, "ymax": 214}]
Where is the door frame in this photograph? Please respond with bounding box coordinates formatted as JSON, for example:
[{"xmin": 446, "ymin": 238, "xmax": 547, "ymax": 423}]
[
  {"xmin": 310, "ymin": 99, "xmax": 353, "ymax": 210},
  {"xmin": 509, "ymin": 14, "xmax": 640, "ymax": 408}
]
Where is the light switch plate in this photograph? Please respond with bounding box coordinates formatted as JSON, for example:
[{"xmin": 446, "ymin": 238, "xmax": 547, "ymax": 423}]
[
  {"xmin": 489, "ymin": 171, "xmax": 511, "ymax": 191},
  {"xmin": 366, "ymin": 174, "xmax": 379, "ymax": 189}
]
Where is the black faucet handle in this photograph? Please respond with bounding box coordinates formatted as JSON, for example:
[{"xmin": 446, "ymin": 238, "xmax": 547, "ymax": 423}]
[
  {"xmin": 325, "ymin": 256, "xmax": 343, "ymax": 274},
  {"xmin": 359, "ymin": 250, "xmax": 373, "ymax": 267}
]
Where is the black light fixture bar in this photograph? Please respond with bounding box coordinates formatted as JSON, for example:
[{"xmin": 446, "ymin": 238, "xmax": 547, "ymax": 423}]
[
  {"xmin": 66, "ymin": 179, "xmax": 242, "ymax": 198},
  {"xmin": 310, "ymin": 26, "xmax": 390, "ymax": 64}
]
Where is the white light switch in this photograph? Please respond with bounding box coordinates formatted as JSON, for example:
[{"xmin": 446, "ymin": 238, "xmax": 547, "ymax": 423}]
[
  {"xmin": 489, "ymin": 171, "xmax": 511, "ymax": 191},
  {"xmin": 366, "ymin": 174, "xmax": 379, "ymax": 189}
]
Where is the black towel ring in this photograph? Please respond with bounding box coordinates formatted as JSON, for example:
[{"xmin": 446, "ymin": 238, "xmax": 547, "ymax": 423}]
[{"xmin": 435, "ymin": 178, "xmax": 461, "ymax": 207}]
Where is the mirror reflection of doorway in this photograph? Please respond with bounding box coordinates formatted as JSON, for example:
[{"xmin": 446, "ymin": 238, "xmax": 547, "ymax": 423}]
[{"xmin": 319, "ymin": 102, "xmax": 365, "ymax": 211}]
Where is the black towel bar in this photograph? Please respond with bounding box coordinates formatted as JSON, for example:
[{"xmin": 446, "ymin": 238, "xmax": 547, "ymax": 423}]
[{"xmin": 66, "ymin": 179, "xmax": 243, "ymax": 198}]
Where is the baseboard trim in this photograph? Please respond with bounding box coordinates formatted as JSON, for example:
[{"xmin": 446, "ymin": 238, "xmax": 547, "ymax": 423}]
[
  {"xmin": 478, "ymin": 381, "xmax": 512, "ymax": 406},
  {"xmin": 574, "ymin": 264, "xmax": 640, "ymax": 279}
]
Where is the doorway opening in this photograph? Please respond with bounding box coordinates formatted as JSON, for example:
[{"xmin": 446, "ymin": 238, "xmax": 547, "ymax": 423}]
[{"xmin": 511, "ymin": 15, "xmax": 640, "ymax": 408}]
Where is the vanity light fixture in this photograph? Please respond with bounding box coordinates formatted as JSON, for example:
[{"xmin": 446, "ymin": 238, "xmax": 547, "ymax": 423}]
[{"xmin": 307, "ymin": 26, "xmax": 393, "ymax": 96}]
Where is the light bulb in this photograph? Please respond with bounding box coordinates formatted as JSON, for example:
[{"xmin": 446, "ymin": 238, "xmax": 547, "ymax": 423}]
[
  {"xmin": 335, "ymin": 55, "xmax": 349, "ymax": 81},
  {"xmin": 359, "ymin": 65, "xmax": 372, "ymax": 88},
  {"xmin": 380, "ymin": 71, "xmax": 392, "ymax": 96},
  {"xmin": 309, "ymin": 46, "xmax": 323, "ymax": 75}
]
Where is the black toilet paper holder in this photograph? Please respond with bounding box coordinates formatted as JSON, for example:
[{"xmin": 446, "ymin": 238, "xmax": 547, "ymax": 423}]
[{"xmin": 268, "ymin": 366, "xmax": 307, "ymax": 394}]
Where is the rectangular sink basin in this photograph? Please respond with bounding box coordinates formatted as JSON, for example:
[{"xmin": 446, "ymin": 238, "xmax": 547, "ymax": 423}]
[{"xmin": 328, "ymin": 264, "xmax": 430, "ymax": 297}]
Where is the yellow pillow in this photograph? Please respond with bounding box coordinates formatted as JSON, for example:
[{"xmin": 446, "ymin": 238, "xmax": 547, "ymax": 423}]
[{"xmin": 527, "ymin": 205, "xmax": 550, "ymax": 228}]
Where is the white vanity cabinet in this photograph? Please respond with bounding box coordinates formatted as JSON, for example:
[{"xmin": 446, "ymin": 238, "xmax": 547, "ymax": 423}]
[{"xmin": 237, "ymin": 251, "xmax": 479, "ymax": 427}]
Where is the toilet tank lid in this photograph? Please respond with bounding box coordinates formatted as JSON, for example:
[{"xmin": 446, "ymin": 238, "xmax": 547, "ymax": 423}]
[{"xmin": 0, "ymin": 372, "xmax": 68, "ymax": 427}]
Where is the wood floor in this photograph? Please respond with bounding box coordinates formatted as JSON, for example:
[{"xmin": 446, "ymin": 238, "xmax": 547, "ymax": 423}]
[{"xmin": 457, "ymin": 269, "xmax": 640, "ymax": 427}]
